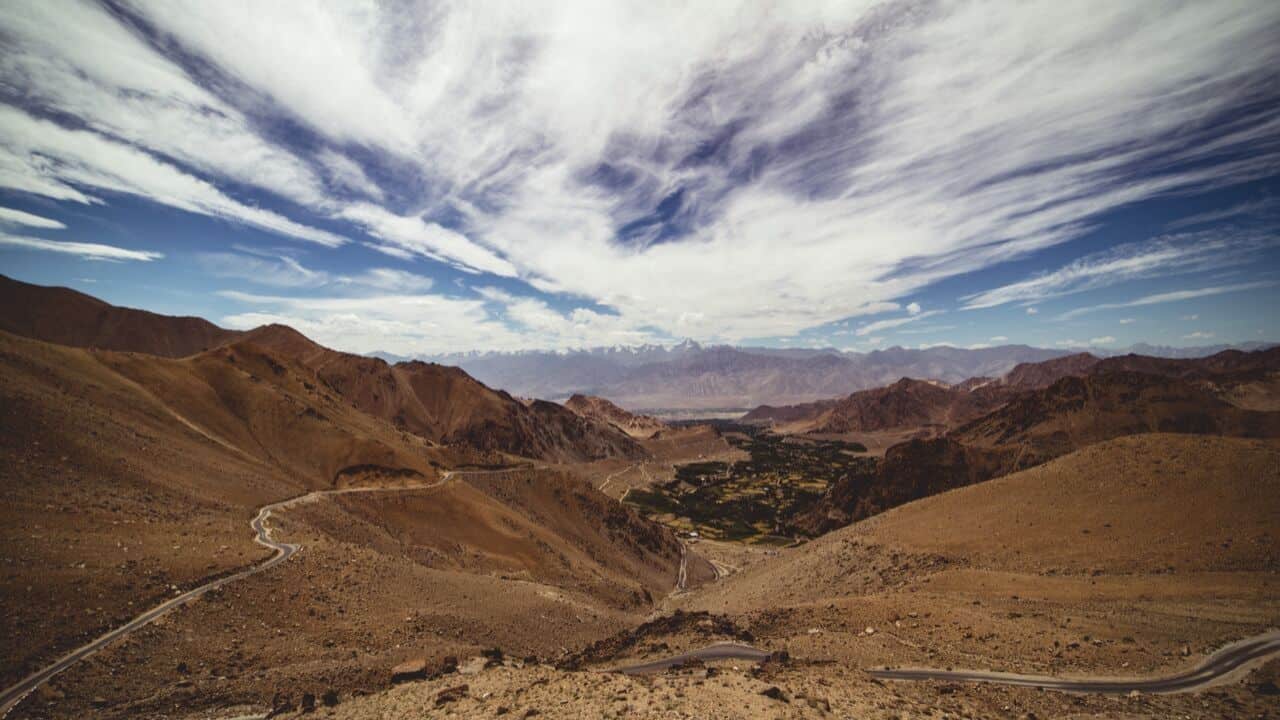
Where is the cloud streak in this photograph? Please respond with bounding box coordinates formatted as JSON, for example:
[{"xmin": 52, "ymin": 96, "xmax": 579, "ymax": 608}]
[
  {"xmin": 1059, "ymin": 281, "xmax": 1275, "ymax": 320},
  {"xmin": 856, "ymin": 309, "xmax": 943, "ymax": 337},
  {"xmin": 0, "ymin": 207, "xmax": 66, "ymax": 229},
  {"xmin": 961, "ymin": 231, "xmax": 1276, "ymax": 310},
  {"xmin": 0, "ymin": 234, "xmax": 161, "ymax": 261}
]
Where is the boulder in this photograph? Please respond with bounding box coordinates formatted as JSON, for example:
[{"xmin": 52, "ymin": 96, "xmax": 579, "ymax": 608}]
[
  {"xmin": 759, "ymin": 686, "xmax": 788, "ymax": 702},
  {"xmin": 391, "ymin": 658, "xmax": 429, "ymax": 684},
  {"xmin": 435, "ymin": 684, "xmax": 469, "ymax": 706}
]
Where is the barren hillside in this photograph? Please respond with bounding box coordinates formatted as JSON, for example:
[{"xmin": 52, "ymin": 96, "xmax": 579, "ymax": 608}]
[
  {"xmin": 241, "ymin": 325, "xmax": 645, "ymax": 463},
  {"xmin": 564, "ymin": 394, "xmax": 666, "ymax": 438},
  {"xmin": 0, "ymin": 274, "xmax": 240, "ymax": 357},
  {"xmin": 797, "ymin": 367, "xmax": 1280, "ymax": 534}
]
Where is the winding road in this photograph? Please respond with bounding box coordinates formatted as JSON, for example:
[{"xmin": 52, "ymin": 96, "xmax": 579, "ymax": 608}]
[
  {"xmin": 612, "ymin": 630, "xmax": 1280, "ymax": 693},
  {"xmin": 613, "ymin": 642, "xmax": 771, "ymax": 675},
  {"xmin": 0, "ymin": 473, "xmax": 465, "ymax": 718},
  {"xmin": 867, "ymin": 629, "xmax": 1280, "ymax": 694}
]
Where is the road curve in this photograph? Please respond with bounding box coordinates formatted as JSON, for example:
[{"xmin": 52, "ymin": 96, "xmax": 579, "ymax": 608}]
[
  {"xmin": 868, "ymin": 629, "xmax": 1280, "ymax": 694},
  {"xmin": 612, "ymin": 642, "xmax": 771, "ymax": 675},
  {"xmin": 0, "ymin": 473, "xmax": 473, "ymax": 718}
]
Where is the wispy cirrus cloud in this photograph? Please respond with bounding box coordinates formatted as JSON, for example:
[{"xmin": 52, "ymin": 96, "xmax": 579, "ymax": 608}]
[
  {"xmin": 1059, "ymin": 281, "xmax": 1275, "ymax": 320},
  {"xmin": 218, "ymin": 287, "xmax": 659, "ymax": 354},
  {"xmin": 856, "ymin": 309, "xmax": 943, "ymax": 337},
  {"xmin": 199, "ymin": 251, "xmax": 435, "ymax": 293},
  {"xmin": 0, "ymin": 207, "xmax": 65, "ymax": 229},
  {"xmin": 0, "ymin": 104, "xmax": 348, "ymax": 247},
  {"xmin": 1165, "ymin": 197, "xmax": 1278, "ymax": 230},
  {"xmin": 197, "ymin": 252, "xmax": 331, "ymax": 288},
  {"xmin": 961, "ymin": 231, "xmax": 1276, "ymax": 310},
  {"xmin": 1055, "ymin": 336, "xmax": 1116, "ymax": 348},
  {"xmin": 337, "ymin": 204, "xmax": 517, "ymax": 277},
  {"xmin": 0, "ymin": 233, "xmax": 161, "ymax": 261}
]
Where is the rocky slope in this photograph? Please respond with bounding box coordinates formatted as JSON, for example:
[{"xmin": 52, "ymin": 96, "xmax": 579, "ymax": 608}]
[
  {"xmin": 796, "ymin": 362, "xmax": 1280, "ymax": 534},
  {"xmin": 743, "ymin": 377, "xmax": 1011, "ymax": 435},
  {"xmin": 999, "ymin": 351, "xmax": 1100, "ymax": 389},
  {"xmin": 241, "ymin": 325, "xmax": 645, "ymax": 463},
  {"xmin": 564, "ymin": 394, "xmax": 666, "ymax": 438}
]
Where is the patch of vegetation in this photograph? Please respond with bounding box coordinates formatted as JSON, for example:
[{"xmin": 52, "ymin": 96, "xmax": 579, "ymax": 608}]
[{"xmin": 625, "ymin": 423, "xmax": 875, "ymax": 543}]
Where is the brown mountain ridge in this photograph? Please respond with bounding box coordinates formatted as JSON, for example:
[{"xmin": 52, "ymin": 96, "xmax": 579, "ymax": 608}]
[
  {"xmin": 564, "ymin": 394, "xmax": 666, "ymax": 439},
  {"xmin": 796, "ymin": 361, "xmax": 1280, "ymax": 534},
  {"xmin": 0, "ymin": 273, "xmax": 241, "ymax": 357},
  {"xmin": 0, "ymin": 277, "xmax": 643, "ymax": 464}
]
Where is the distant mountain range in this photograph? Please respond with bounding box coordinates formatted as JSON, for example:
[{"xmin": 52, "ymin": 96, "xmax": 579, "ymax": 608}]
[{"xmin": 422, "ymin": 340, "xmax": 1277, "ymax": 411}]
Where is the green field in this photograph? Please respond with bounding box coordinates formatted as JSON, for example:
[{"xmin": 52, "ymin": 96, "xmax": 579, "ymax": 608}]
[{"xmin": 624, "ymin": 424, "xmax": 874, "ymax": 543}]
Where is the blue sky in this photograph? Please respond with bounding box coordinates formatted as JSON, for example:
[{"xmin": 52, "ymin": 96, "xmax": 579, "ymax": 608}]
[{"xmin": 1, "ymin": 0, "xmax": 1278, "ymax": 355}]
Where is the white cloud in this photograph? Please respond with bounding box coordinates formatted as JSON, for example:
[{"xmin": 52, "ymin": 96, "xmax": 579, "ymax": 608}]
[
  {"xmin": 856, "ymin": 310, "xmax": 943, "ymax": 337},
  {"xmin": 0, "ymin": 105, "xmax": 347, "ymax": 247},
  {"xmin": 1026, "ymin": 307, "xmax": 1039, "ymax": 315},
  {"xmin": 1183, "ymin": 331, "xmax": 1215, "ymax": 340},
  {"xmin": 1119, "ymin": 318, "xmax": 1136, "ymax": 324},
  {"xmin": 906, "ymin": 302, "xmax": 923, "ymax": 315},
  {"xmin": 474, "ymin": 286, "xmax": 518, "ymax": 304},
  {"xmin": 219, "ymin": 287, "xmax": 659, "ymax": 355},
  {"xmin": 219, "ymin": 291, "xmax": 514, "ymax": 355},
  {"xmin": 1166, "ymin": 197, "xmax": 1278, "ymax": 230},
  {"xmin": 341, "ymin": 268, "xmax": 435, "ymax": 293},
  {"xmin": 1059, "ymin": 281, "xmax": 1273, "ymax": 320},
  {"xmin": 961, "ymin": 230, "xmax": 1275, "ymax": 310},
  {"xmin": 0, "ymin": 206, "xmax": 65, "ymax": 229},
  {"xmin": 1054, "ymin": 336, "xmax": 1114, "ymax": 348},
  {"xmin": 0, "ymin": 233, "xmax": 161, "ymax": 261},
  {"xmin": 339, "ymin": 204, "xmax": 516, "ymax": 277},
  {"xmin": 895, "ymin": 323, "xmax": 958, "ymax": 335},
  {"xmin": 316, "ymin": 150, "xmax": 385, "ymax": 202},
  {"xmin": 0, "ymin": 0, "xmax": 333, "ymax": 209},
  {"xmin": 198, "ymin": 252, "xmax": 329, "ymax": 288},
  {"xmin": 1181, "ymin": 314, "xmax": 1200, "ymax": 321},
  {"xmin": 989, "ymin": 335, "xmax": 1009, "ymax": 342},
  {"xmin": 200, "ymin": 251, "xmax": 434, "ymax": 293}
]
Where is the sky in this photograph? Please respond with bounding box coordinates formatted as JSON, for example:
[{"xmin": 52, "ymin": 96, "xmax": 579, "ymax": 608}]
[{"xmin": 1, "ymin": 0, "xmax": 1278, "ymax": 356}]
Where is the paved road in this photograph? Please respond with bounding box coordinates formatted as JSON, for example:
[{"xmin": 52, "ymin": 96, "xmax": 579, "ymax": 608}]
[
  {"xmin": 611, "ymin": 630, "xmax": 1280, "ymax": 691},
  {"xmin": 0, "ymin": 473, "xmax": 471, "ymax": 718},
  {"xmin": 868, "ymin": 629, "xmax": 1280, "ymax": 694},
  {"xmin": 613, "ymin": 642, "xmax": 771, "ymax": 675}
]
